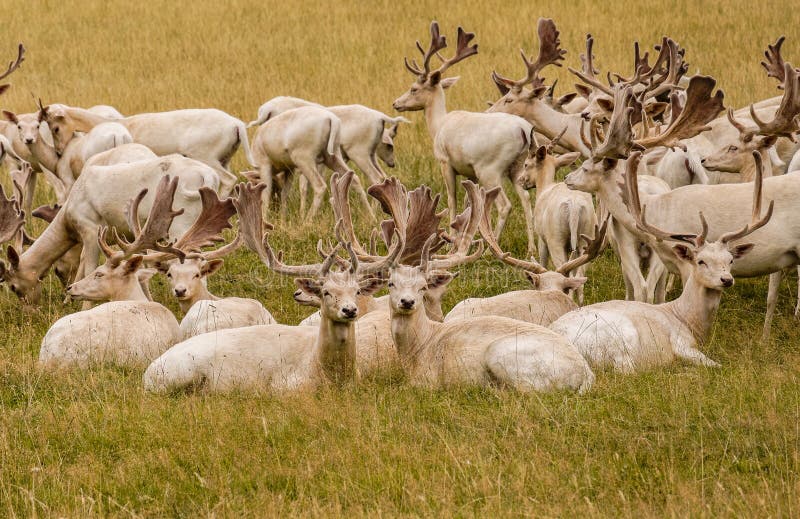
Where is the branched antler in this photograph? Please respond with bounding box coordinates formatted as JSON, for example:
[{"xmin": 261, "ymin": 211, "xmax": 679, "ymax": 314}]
[
  {"xmin": 405, "ymin": 22, "xmax": 477, "ymax": 81},
  {"xmin": 492, "ymin": 18, "xmax": 565, "ymax": 90}
]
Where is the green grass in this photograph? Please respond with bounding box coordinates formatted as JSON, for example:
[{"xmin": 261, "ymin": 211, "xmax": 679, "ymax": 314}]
[{"xmin": 1, "ymin": 0, "xmax": 800, "ymax": 516}]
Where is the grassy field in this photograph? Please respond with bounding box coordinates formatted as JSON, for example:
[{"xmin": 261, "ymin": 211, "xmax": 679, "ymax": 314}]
[{"xmin": 1, "ymin": 0, "xmax": 799, "ymax": 516}]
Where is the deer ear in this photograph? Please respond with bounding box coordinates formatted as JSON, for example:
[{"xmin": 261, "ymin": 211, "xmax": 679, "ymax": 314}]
[
  {"xmin": 426, "ymin": 270, "xmax": 455, "ymax": 289},
  {"xmin": 596, "ymin": 97, "xmax": 614, "ymax": 113},
  {"xmin": 6, "ymin": 245, "xmax": 19, "ymax": 268},
  {"xmin": 759, "ymin": 135, "xmax": 778, "ymax": 149},
  {"xmin": 563, "ymin": 276, "xmax": 588, "ymax": 290},
  {"xmin": 438, "ymin": 76, "xmax": 460, "ymax": 89},
  {"xmin": 154, "ymin": 261, "xmax": 170, "ymax": 273},
  {"xmin": 358, "ymin": 277, "xmax": 385, "ymax": 296},
  {"xmin": 730, "ymin": 243, "xmax": 755, "ymax": 259},
  {"xmin": 2, "ymin": 110, "xmax": 17, "ymax": 123},
  {"xmin": 524, "ymin": 271, "xmax": 540, "ymax": 288},
  {"xmin": 123, "ymin": 255, "xmax": 144, "ymax": 275},
  {"xmin": 295, "ymin": 277, "xmax": 323, "ymax": 297},
  {"xmin": 201, "ymin": 259, "xmax": 224, "ymax": 277},
  {"xmin": 529, "ymin": 86, "xmax": 548, "ymax": 99},
  {"xmin": 492, "ymin": 75, "xmax": 511, "ymax": 96},
  {"xmin": 672, "ymin": 244, "xmax": 695, "ymax": 261},
  {"xmin": 556, "ymin": 152, "xmax": 581, "ymax": 168},
  {"xmin": 574, "ymin": 84, "xmax": 593, "ymax": 99},
  {"xmin": 535, "ymin": 145, "xmax": 548, "ymax": 161},
  {"xmin": 555, "ymin": 92, "xmax": 578, "ymax": 108},
  {"xmin": 601, "ymin": 158, "xmax": 618, "ymax": 171}
]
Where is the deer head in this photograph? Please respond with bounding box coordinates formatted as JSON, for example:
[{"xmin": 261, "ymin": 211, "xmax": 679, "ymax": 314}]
[
  {"xmin": 393, "ymin": 21, "xmax": 478, "ymax": 112},
  {"xmin": 3, "ymin": 110, "xmax": 45, "ymax": 146},
  {"xmin": 520, "ymin": 126, "xmax": 581, "ymax": 190}
]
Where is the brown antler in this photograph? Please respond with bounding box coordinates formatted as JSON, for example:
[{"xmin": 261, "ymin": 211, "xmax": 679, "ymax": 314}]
[
  {"xmin": 556, "ymin": 218, "xmax": 609, "ymax": 275},
  {"xmin": 107, "ymin": 175, "xmax": 186, "ymax": 264},
  {"xmin": 749, "ymin": 63, "xmax": 800, "ymax": 139},
  {"xmin": 0, "ymin": 184, "xmax": 24, "ymax": 245},
  {"xmin": 0, "ymin": 43, "xmax": 25, "ymax": 88},
  {"xmin": 624, "ymin": 151, "xmax": 699, "ymax": 246},
  {"xmin": 171, "ymin": 188, "xmax": 236, "ymax": 252},
  {"xmin": 719, "ymin": 151, "xmax": 775, "ymax": 243},
  {"xmin": 762, "ymin": 36, "xmax": 789, "ymax": 86},
  {"xmin": 404, "ymin": 21, "xmax": 448, "ymax": 79},
  {"xmin": 492, "ymin": 18, "xmax": 564, "ymax": 90},
  {"xmin": 427, "ymin": 181, "xmax": 484, "ymax": 270},
  {"xmin": 592, "ymin": 86, "xmax": 643, "ymax": 159},
  {"xmin": 331, "ymin": 171, "xmax": 380, "ymax": 260}
]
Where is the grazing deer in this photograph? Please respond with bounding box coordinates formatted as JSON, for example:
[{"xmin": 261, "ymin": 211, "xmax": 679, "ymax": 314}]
[
  {"xmin": 446, "ymin": 186, "xmax": 607, "ymax": 325},
  {"xmin": 39, "ymin": 176, "xmax": 193, "ymax": 369},
  {"xmin": 40, "ymin": 104, "xmax": 254, "ymax": 196},
  {"xmin": 393, "ymin": 22, "xmax": 537, "ymax": 252},
  {"xmin": 550, "ymin": 151, "xmax": 771, "ymax": 372},
  {"xmin": 143, "ymin": 181, "xmax": 398, "ymax": 393},
  {"xmin": 0, "ymin": 146, "xmax": 220, "ymax": 304}
]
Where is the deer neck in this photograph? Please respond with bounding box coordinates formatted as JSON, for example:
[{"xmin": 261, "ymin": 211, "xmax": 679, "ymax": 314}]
[
  {"xmin": 26, "ymin": 138, "xmax": 58, "ymax": 173},
  {"xmin": 315, "ymin": 312, "xmax": 357, "ymax": 384},
  {"xmin": 114, "ymin": 279, "xmax": 151, "ymax": 302},
  {"xmin": 595, "ymin": 171, "xmax": 642, "ymax": 235},
  {"xmin": 664, "ymin": 274, "xmax": 723, "ymax": 344},
  {"xmin": 423, "ymin": 87, "xmax": 448, "ymax": 141},
  {"xmin": 64, "ymin": 107, "xmax": 115, "ymax": 132},
  {"xmin": 525, "ymin": 103, "xmax": 586, "ymax": 155},
  {"xmin": 20, "ymin": 210, "xmax": 77, "ymax": 279},
  {"xmin": 423, "ymin": 293, "xmax": 444, "ymax": 322},
  {"xmin": 391, "ymin": 307, "xmax": 437, "ymax": 368},
  {"xmin": 535, "ymin": 167, "xmax": 557, "ymax": 202},
  {"xmin": 179, "ymin": 283, "xmax": 218, "ymax": 313}
]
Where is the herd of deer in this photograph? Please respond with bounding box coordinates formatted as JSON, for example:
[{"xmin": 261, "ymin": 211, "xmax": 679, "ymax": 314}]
[{"xmin": 0, "ymin": 17, "xmax": 799, "ymax": 394}]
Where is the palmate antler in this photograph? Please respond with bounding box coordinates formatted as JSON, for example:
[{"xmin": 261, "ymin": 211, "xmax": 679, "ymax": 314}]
[
  {"xmin": 492, "ymin": 18, "xmax": 566, "ymax": 91},
  {"xmin": 427, "ymin": 181, "xmax": 484, "ymax": 270},
  {"xmin": 404, "ymin": 21, "xmax": 478, "ymax": 81},
  {"xmin": 99, "ymin": 175, "xmax": 187, "ymax": 267}
]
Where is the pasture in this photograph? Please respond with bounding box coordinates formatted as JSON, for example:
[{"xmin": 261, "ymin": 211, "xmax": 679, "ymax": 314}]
[{"xmin": 1, "ymin": 0, "xmax": 799, "ymax": 516}]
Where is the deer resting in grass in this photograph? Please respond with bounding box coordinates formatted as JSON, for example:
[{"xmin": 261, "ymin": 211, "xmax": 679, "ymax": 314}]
[
  {"xmin": 550, "ymin": 151, "xmax": 771, "ymax": 372},
  {"xmin": 393, "ymin": 21, "xmax": 537, "ymax": 252}
]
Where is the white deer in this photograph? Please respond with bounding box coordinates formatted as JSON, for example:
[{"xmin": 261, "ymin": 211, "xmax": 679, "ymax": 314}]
[{"xmin": 392, "ymin": 22, "xmax": 537, "ymax": 252}]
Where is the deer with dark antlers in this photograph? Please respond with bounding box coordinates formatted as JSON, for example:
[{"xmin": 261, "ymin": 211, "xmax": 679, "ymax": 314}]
[
  {"xmin": 143, "ymin": 181, "xmax": 400, "ymax": 393},
  {"xmin": 392, "ymin": 21, "xmax": 537, "ymax": 252},
  {"xmin": 550, "ymin": 151, "xmax": 772, "ymax": 373},
  {"xmin": 39, "ymin": 175, "xmax": 187, "ymax": 370}
]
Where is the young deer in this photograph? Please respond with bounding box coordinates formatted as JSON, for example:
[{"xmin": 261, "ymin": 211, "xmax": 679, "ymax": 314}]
[
  {"xmin": 143, "ymin": 182, "xmax": 397, "ymax": 393},
  {"xmin": 40, "ymin": 176, "xmax": 190, "ymax": 369},
  {"xmin": 446, "ymin": 185, "xmax": 606, "ymax": 325},
  {"xmin": 550, "ymin": 151, "xmax": 771, "ymax": 373},
  {"xmin": 392, "ymin": 22, "xmax": 537, "ymax": 252}
]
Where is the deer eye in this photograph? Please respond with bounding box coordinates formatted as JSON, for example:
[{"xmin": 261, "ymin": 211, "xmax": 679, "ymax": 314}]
[
  {"xmin": 728, "ymin": 145, "xmax": 737, "ymax": 152},
  {"xmin": 194, "ymin": 274, "xmax": 200, "ymax": 279},
  {"xmin": 698, "ymin": 260, "xmax": 706, "ymax": 266},
  {"xmin": 53, "ymin": 127, "xmax": 59, "ymax": 134},
  {"xmin": 323, "ymin": 291, "xmax": 330, "ymax": 297},
  {"xmin": 95, "ymin": 272, "xmax": 103, "ymax": 278},
  {"xmin": 387, "ymin": 282, "xmax": 394, "ymax": 288},
  {"xmin": 166, "ymin": 273, "xmax": 172, "ymax": 278},
  {"xmin": 504, "ymin": 98, "xmax": 513, "ymax": 104},
  {"xmin": 420, "ymin": 286, "xmax": 428, "ymax": 292}
]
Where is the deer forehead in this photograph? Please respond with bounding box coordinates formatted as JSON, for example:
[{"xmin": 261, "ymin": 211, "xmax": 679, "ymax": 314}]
[
  {"xmin": 168, "ymin": 259, "xmax": 204, "ymax": 277},
  {"xmin": 322, "ymin": 271, "xmax": 360, "ymax": 292},
  {"xmin": 389, "ymin": 266, "xmax": 426, "ymax": 288},
  {"xmin": 695, "ymin": 243, "xmax": 733, "ymax": 265}
]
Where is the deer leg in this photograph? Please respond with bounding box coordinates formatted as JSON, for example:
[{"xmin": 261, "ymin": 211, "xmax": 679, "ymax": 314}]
[
  {"xmin": 297, "ymin": 159, "xmax": 327, "ymax": 220},
  {"xmin": 673, "ymin": 340, "xmax": 720, "ymax": 368},
  {"xmin": 763, "ymin": 270, "xmax": 783, "ymax": 341},
  {"xmin": 512, "ymin": 182, "xmax": 536, "ymax": 256},
  {"xmin": 537, "ymin": 237, "xmax": 550, "ymax": 272},
  {"xmin": 440, "ymin": 162, "xmax": 458, "ymax": 224},
  {"xmin": 214, "ymin": 165, "xmax": 238, "ymax": 198},
  {"xmin": 350, "ymin": 149, "xmax": 385, "ymax": 186},
  {"xmin": 575, "ymin": 265, "xmax": 586, "ymax": 306},
  {"xmin": 493, "ymin": 188, "xmax": 513, "ymax": 240},
  {"xmin": 795, "ymin": 267, "xmax": 800, "ymax": 318},
  {"xmin": 646, "ymin": 256, "xmax": 668, "ymax": 304},
  {"xmin": 77, "ymin": 228, "xmax": 101, "ymax": 310},
  {"xmin": 298, "ymin": 171, "xmax": 309, "ymax": 220}
]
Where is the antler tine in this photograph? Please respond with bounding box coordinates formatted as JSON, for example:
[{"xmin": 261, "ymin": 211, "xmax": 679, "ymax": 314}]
[
  {"xmin": 475, "ymin": 185, "xmax": 547, "ymax": 273},
  {"xmin": 367, "ymin": 176, "xmax": 409, "ymax": 240},
  {"xmin": 405, "ymin": 21, "xmax": 449, "ymax": 79},
  {"xmin": 749, "ymin": 63, "xmax": 800, "ymax": 139},
  {"xmin": 593, "ymin": 86, "xmax": 641, "ymax": 159},
  {"xmin": 624, "ymin": 151, "xmax": 697, "ymax": 246},
  {"xmin": 402, "ymin": 185, "xmax": 445, "ymax": 265},
  {"xmin": 496, "ymin": 18, "xmax": 562, "ymax": 90},
  {"xmin": 726, "ymin": 107, "xmax": 751, "ymax": 136},
  {"xmin": 548, "ymin": 125, "xmax": 569, "ymax": 150},
  {"xmin": 569, "ymin": 66, "xmax": 614, "ymax": 96},
  {"xmin": 720, "ymin": 151, "xmax": 775, "ymax": 243},
  {"xmin": 556, "ymin": 217, "xmax": 609, "ymax": 275},
  {"xmin": 0, "ymin": 183, "xmax": 25, "ymax": 245},
  {"xmin": 762, "ymin": 36, "xmax": 787, "ymax": 86},
  {"xmin": 641, "ymin": 38, "xmax": 684, "ymax": 100},
  {"xmin": 580, "ymin": 34, "xmax": 599, "ymax": 79},
  {"xmin": 264, "ymin": 230, "xmax": 341, "ymax": 278},
  {"xmin": 201, "ymin": 233, "xmax": 243, "ymax": 261},
  {"xmin": 0, "ymin": 43, "xmax": 25, "ymax": 84},
  {"xmin": 232, "ymin": 181, "xmax": 274, "ymax": 263},
  {"xmin": 330, "ymin": 171, "xmax": 373, "ymax": 258},
  {"xmin": 427, "ymin": 181, "xmax": 485, "ymax": 270},
  {"xmin": 358, "ymin": 229, "xmax": 405, "ymax": 275},
  {"xmin": 432, "ymin": 25, "xmax": 478, "ymax": 78},
  {"xmin": 115, "ymin": 175, "xmax": 185, "ymax": 260},
  {"xmin": 635, "ymin": 75, "xmax": 725, "ymax": 150},
  {"xmin": 170, "ymin": 187, "xmax": 237, "ymax": 253},
  {"xmin": 97, "ymin": 227, "xmax": 125, "ymax": 267}
]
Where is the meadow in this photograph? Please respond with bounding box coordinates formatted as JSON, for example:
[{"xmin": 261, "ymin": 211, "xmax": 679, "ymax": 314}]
[{"xmin": 1, "ymin": 0, "xmax": 799, "ymax": 516}]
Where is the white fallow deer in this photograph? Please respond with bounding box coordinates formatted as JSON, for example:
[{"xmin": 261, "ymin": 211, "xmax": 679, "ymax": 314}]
[
  {"xmin": 446, "ymin": 185, "xmax": 608, "ymax": 326},
  {"xmin": 522, "ymin": 128, "xmax": 594, "ymax": 302},
  {"xmin": 143, "ymin": 181, "xmax": 399, "ymax": 393},
  {"xmin": 392, "ymin": 22, "xmax": 536, "ymax": 251},
  {"xmin": 0, "ymin": 146, "xmax": 220, "ymax": 304},
  {"xmin": 41, "ymin": 104, "xmax": 254, "ymax": 196},
  {"xmin": 569, "ymin": 70, "xmax": 800, "ymax": 339},
  {"xmin": 155, "ymin": 187, "xmax": 276, "ymax": 339},
  {"xmin": 250, "ymin": 106, "xmax": 372, "ymax": 220},
  {"xmin": 39, "ymin": 176, "xmax": 192, "ymax": 369},
  {"xmin": 247, "ymin": 95, "xmax": 409, "ymax": 185},
  {"xmin": 387, "ymin": 232, "xmax": 595, "ymax": 393},
  {"xmin": 550, "ymin": 151, "xmax": 772, "ymax": 373}
]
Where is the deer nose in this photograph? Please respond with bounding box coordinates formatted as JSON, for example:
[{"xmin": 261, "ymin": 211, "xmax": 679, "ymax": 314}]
[
  {"xmin": 721, "ymin": 276, "xmax": 733, "ymax": 287},
  {"xmin": 581, "ymin": 111, "xmax": 590, "ymax": 121},
  {"xmin": 700, "ymin": 158, "xmax": 707, "ymax": 164},
  {"xmin": 342, "ymin": 306, "xmax": 357, "ymax": 319},
  {"xmin": 400, "ymin": 298, "xmax": 415, "ymax": 310},
  {"xmin": 66, "ymin": 284, "xmax": 74, "ymax": 293},
  {"xmin": 24, "ymin": 138, "xmax": 33, "ymax": 144},
  {"xmin": 174, "ymin": 288, "xmax": 187, "ymax": 298}
]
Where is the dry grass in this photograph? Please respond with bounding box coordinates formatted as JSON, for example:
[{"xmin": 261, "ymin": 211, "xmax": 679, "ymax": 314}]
[{"xmin": 1, "ymin": 0, "xmax": 799, "ymax": 516}]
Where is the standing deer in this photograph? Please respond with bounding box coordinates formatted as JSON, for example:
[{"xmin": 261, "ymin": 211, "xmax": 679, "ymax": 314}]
[{"xmin": 392, "ymin": 22, "xmax": 537, "ymax": 252}]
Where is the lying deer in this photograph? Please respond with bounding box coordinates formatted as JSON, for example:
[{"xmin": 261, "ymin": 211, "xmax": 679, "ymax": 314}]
[
  {"xmin": 392, "ymin": 22, "xmax": 537, "ymax": 252},
  {"xmin": 40, "ymin": 176, "xmax": 191, "ymax": 369},
  {"xmin": 550, "ymin": 151, "xmax": 771, "ymax": 372},
  {"xmin": 143, "ymin": 181, "xmax": 399, "ymax": 393}
]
